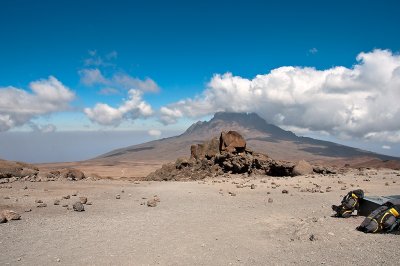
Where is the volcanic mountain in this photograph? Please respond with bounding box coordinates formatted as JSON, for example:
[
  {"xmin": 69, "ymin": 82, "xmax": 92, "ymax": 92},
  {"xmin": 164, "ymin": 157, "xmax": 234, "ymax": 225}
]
[{"xmin": 94, "ymin": 112, "xmax": 399, "ymax": 168}]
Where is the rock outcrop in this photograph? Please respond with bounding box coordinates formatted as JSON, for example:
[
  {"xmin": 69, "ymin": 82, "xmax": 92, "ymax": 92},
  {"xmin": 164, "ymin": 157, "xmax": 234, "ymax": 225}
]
[{"xmin": 146, "ymin": 131, "xmax": 320, "ymax": 181}]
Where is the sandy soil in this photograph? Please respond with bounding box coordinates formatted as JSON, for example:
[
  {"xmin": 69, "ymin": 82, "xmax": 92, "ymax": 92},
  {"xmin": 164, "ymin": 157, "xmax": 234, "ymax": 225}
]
[{"xmin": 1, "ymin": 168, "xmax": 399, "ymax": 265}]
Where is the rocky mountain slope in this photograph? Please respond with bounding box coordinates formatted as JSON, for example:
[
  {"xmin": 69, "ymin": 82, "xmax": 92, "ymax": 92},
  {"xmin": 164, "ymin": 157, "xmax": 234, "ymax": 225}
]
[{"xmin": 93, "ymin": 112, "xmax": 399, "ymax": 168}]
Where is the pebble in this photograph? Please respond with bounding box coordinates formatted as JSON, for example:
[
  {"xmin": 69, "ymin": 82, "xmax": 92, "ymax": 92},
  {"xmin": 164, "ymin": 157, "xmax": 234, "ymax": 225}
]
[
  {"xmin": 250, "ymin": 184, "xmax": 256, "ymax": 189},
  {"xmin": 73, "ymin": 202, "xmax": 85, "ymax": 212},
  {"xmin": 147, "ymin": 199, "xmax": 157, "ymax": 207},
  {"xmin": 282, "ymin": 189, "xmax": 289, "ymax": 194},
  {"xmin": 35, "ymin": 199, "xmax": 43, "ymax": 203},
  {"xmin": 268, "ymin": 198, "xmax": 273, "ymax": 203},
  {"xmin": 37, "ymin": 203, "xmax": 47, "ymax": 208},
  {"xmin": 54, "ymin": 199, "xmax": 60, "ymax": 205},
  {"xmin": 116, "ymin": 194, "xmax": 121, "ymax": 199}
]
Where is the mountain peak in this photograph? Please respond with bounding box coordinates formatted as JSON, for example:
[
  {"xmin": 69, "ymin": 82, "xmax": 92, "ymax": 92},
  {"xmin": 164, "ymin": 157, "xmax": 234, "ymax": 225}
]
[{"xmin": 181, "ymin": 111, "xmax": 296, "ymax": 140}]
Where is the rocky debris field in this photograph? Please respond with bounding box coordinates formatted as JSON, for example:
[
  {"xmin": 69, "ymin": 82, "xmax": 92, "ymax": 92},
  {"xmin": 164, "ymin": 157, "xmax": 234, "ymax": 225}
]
[
  {"xmin": 146, "ymin": 131, "xmax": 337, "ymax": 181},
  {"xmin": 0, "ymin": 167, "xmax": 399, "ymax": 265}
]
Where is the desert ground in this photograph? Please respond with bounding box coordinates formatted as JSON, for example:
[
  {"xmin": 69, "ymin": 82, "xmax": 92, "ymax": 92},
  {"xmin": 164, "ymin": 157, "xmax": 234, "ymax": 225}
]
[{"xmin": 1, "ymin": 168, "xmax": 399, "ymax": 265}]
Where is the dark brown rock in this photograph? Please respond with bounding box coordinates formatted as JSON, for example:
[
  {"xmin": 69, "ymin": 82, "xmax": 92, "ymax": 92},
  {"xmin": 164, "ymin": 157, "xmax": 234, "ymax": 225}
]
[
  {"xmin": 73, "ymin": 202, "xmax": 85, "ymax": 212},
  {"xmin": 219, "ymin": 131, "xmax": 246, "ymax": 153}
]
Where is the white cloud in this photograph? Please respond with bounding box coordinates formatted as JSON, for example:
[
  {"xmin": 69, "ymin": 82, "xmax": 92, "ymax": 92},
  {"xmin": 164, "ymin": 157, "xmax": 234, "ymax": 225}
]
[
  {"xmin": 79, "ymin": 68, "xmax": 160, "ymax": 93},
  {"xmin": 159, "ymin": 49, "xmax": 400, "ymax": 143},
  {"xmin": 84, "ymin": 50, "xmax": 117, "ymax": 67},
  {"xmin": 382, "ymin": 145, "xmax": 391, "ymax": 150},
  {"xmin": 98, "ymin": 87, "xmax": 121, "ymax": 95},
  {"xmin": 84, "ymin": 89, "xmax": 153, "ymax": 126},
  {"xmin": 308, "ymin": 48, "xmax": 318, "ymax": 54},
  {"xmin": 148, "ymin": 129, "xmax": 162, "ymax": 138},
  {"xmin": 29, "ymin": 123, "xmax": 57, "ymax": 133},
  {"xmin": 0, "ymin": 76, "xmax": 75, "ymax": 131}
]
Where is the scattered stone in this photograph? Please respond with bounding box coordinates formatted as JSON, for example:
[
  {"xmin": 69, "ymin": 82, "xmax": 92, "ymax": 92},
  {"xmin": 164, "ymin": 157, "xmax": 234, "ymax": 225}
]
[
  {"xmin": 228, "ymin": 191, "xmax": 237, "ymax": 196},
  {"xmin": 282, "ymin": 189, "xmax": 289, "ymax": 194},
  {"xmin": 326, "ymin": 187, "xmax": 332, "ymax": 192},
  {"xmin": 24, "ymin": 208, "xmax": 32, "ymax": 212},
  {"xmin": 250, "ymin": 184, "xmax": 256, "ymax": 189},
  {"xmin": 309, "ymin": 234, "xmax": 316, "ymax": 241},
  {"xmin": 72, "ymin": 191, "xmax": 78, "ymax": 196},
  {"xmin": 0, "ymin": 214, "xmax": 6, "ymax": 223},
  {"xmin": 3, "ymin": 196, "xmax": 10, "ymax": 199},
  {"xmin": 153, "ymin": 195, "xmax": 160, "ymax": 202},
  {"xmin": 37, "ymin": 203, "xmax": 47, "ymax": 208},
  {"xmin": 62, "ymin": 204, "xmax": 68, "ymax": 208},
  {"xmin": 147, "ymin": 199, "xmax": 157, "ymax": 207},
  {"xmin": 23, "ymin": 185, "xmax": 28, "ymax": 190},
  {"xmin": 115, "ymin": 194, "xmax": 121, "ymax": 199},
  {"xmin": 63, "ymin": 195, "xmax": 70, "ymax": 199},
  {"xmin": 1, "ymin": 210, "xmax": 21, "ymax": 221},
  {"xmin": 86, "ymin": 202, "xmax": 92, "ymax": 205},
  {"xmin": 268, "ymin": 198, "xmax": 273, "ymax": 203},
  {"xmin": 35, "ymin": 199, "xmax": 43, "ymax": 203},
  {"xmin": 385, "ymin": 182, "xmax": 389, "ymax": 186},
  {"xmin": 340, "ymin": 186, "xmax": 347, "ymax": 190},
  {"xmin": 73, "ymin": 202, "xmax": 85, "ymax": 212},
  {"xmin": 54, "ymin": 199, "xmax": 60, "ymax": 205},
  {"xmin": 121, "ymin": 189, "xmax": 125, "ymax": 193},
  {"xmin": 79, "ymin": 197, "xmax": 88, "ymax": 204}
]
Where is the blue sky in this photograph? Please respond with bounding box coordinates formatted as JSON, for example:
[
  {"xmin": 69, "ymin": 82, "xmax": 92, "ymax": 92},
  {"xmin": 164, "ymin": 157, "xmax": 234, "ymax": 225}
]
[{"xmin": 1, "ymin": 0, "xmax": 400, "ymax": 162}]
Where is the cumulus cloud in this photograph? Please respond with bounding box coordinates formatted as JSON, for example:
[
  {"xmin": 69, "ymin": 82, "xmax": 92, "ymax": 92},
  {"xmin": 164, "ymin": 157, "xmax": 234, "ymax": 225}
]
[
  {"xmin": 0, "ymin": 76, "xmax": 75, "ymax": 131},
  {"xmin": 159, "ymin": 49, "xmax": 400, "ymax": 142},
  {"xmin": 148, "ymin": 129, "xmax": 162, "ymax": 138},
  {"xmin": 84, "ymin": 89, "xmax": 153, "ymax": 126},
  {"xmin": 29, "ymin": 123, "xmax": 57, "ymax": 133},
  {"xmin": 79, "ymin": 68, "xmax": 160, "ymax": 93},
  {"xmin": 84, "ymin": 50, "xmax": 117, "ymax": 67}
]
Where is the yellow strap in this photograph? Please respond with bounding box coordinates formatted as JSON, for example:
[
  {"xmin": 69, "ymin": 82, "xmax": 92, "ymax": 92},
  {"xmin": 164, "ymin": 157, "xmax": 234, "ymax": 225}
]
[
  {"xmin": 389, "ymin": 208, "xmax": 399, "ymax": 217},
  {"xmin": 351, "ymin": 193, "xmax": 358, "ymax": 199}
]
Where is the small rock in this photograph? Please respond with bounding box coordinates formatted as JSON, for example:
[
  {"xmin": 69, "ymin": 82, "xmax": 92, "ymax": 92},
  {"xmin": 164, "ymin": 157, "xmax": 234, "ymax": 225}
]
[
  {"xmin": 62, "ymin": 204, "xmax": 68, "ymax": 208},
  {"xmin": 23, "ymin": 185, "xmax": 28, "ymax": 190},
  {"xmin": 3, "ymin": 196, "xmax": 10, "ymax": 199},
  {"xmin": 79, "ymin": 197, "xmax": 88, "ymax": 204},
  {"xmin": 24, "ymin": 208, "xmax": 32, "ymax": 212},
  {"xmin": 0, "ymin": 214, "xmax": 6, "ymax": 223},
  {"xmin": 54, "ymin": 199, "xmax": 60, "ymax": 205},
  {"xmin": 73, "ymin": 202, "xmax": 85, "ymax": 212},
  {"xmin": 229, "ymin": 191, "xmax": 237, "ymax": 196},
  {"xmin": 115, "ymin": 194, "xmax": 121, "ymax": 199},
  {"xmin": 35, "ymin": 199, "xmax": 43, "ymax": 203},
  {"xmin": 268, "ymin": 198, "xmax": 273, "ymax": 203},
  {"xmin": 147, "ymin": 199, "xmax": 157, "ymax": 207},
  {"xmin": 309, "ymin": 234, "xmax": 316, "ymax": 241},
  {"xmin": 121, "ymin": 189, "xmax": 125, "ymax": 193},
  {"xmin": 153, "ymin": 195, "xmax": 160, "ymax": 202},
  {"xmin": 86, "ymin": 202, "xmax": 92, "ymax": 205},
  {"xmin": 385, "ymin": 182, "xmax": 389, "ymax": 186},
  {"xmin": 72, "ymin": 191, "xmax": 78, "ymax": 196},
  {"xmin": 340, "ymin": 186, "xmax": 347, "ymax": 190},
  {"xmin": 56, "ymin": 258, "xmax": 61, "ymax": 262},
  {"xmin": 1, "ymin": 210, "xmax": 21, "ymax": 221},
  {"xmin": 250, "ymin": 184, "xmax": 256, "ymax": 189},
  {"xmin": 63, "ymin": 195, "xmax": 70, "ymax": 199},
  {"xmin": 282, "ymin": 189, "xmax": 289, "ymax": 194},
  {"xmin": 37, "ymin": 203, "xmax": 47, "ymax": 208}
]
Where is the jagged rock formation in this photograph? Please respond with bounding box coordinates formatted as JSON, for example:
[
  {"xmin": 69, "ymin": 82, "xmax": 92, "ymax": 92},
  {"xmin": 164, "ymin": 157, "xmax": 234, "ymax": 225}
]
[
  {"xmin": 0, "ymin": 160, "xmax": 86, "ymax": 183},
  {"xmin": 146, "ymin": 131, "xmax": 335, "ymax": 181}
]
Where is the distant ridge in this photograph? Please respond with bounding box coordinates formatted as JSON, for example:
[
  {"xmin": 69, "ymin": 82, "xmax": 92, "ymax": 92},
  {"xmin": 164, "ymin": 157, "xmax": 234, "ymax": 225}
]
[{"xmin": 94, "ymin": 112, "xmax": 399, "ymax": 168}]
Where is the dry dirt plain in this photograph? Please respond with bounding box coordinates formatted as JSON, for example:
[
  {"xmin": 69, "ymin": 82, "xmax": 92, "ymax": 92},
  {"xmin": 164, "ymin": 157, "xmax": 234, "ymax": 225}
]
[{"xmin": 1, "ymin": 168, "xmax": 399, "ymax": 265}]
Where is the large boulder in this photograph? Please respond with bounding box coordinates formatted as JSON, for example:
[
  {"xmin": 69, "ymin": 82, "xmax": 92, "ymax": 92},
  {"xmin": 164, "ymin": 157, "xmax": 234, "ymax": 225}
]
[
  {"xmin": 219, "ymin": 131, "xmax": 246, "ymax": 153},
  {"xmin": 0, "ymin": 160, "xmax": 39, "ymax": 179},
  {"xmin": 190, "ymin": 137, "xmax": 220, "ymax": 160},
  {"xmin": 60, "ymin": 168, "xmax": 85, "ymax": 181},
  {"xmin": 292, "ymin": 160, "xmax": 314, "ymax": 176}
]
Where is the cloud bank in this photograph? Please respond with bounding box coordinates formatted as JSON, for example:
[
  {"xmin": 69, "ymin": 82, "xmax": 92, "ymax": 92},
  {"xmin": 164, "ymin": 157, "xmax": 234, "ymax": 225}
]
[
  {"xmin": 84, "ymin": 89, "xmax": 153, "ymax": 126},
  {"xmin": 160, "ymin": 49, "xmax": 400, "ymax": 142},
  {"xmin": 79, "ymin": 68, "xmax": 160, "ymax": 93},
  {"xmin": 0, "ymin": 76, "xmax": 75, "ymax": 131}
]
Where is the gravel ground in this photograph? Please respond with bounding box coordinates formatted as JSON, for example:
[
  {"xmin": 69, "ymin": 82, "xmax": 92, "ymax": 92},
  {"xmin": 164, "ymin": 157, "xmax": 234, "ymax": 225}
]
[{"xmin": 1, "ymin": 168, "xmax": 399, "ymax": 265}]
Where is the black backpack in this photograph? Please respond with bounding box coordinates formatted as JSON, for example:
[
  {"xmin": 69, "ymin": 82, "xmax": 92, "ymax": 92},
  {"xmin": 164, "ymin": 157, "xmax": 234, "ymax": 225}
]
[
  {"xmin": 332, "ymin": 189, "xmax": 364, "ymax": 218},
  {"xmin": 357, "ymin": 203, "xmax": 400, "ymax": 233}
]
